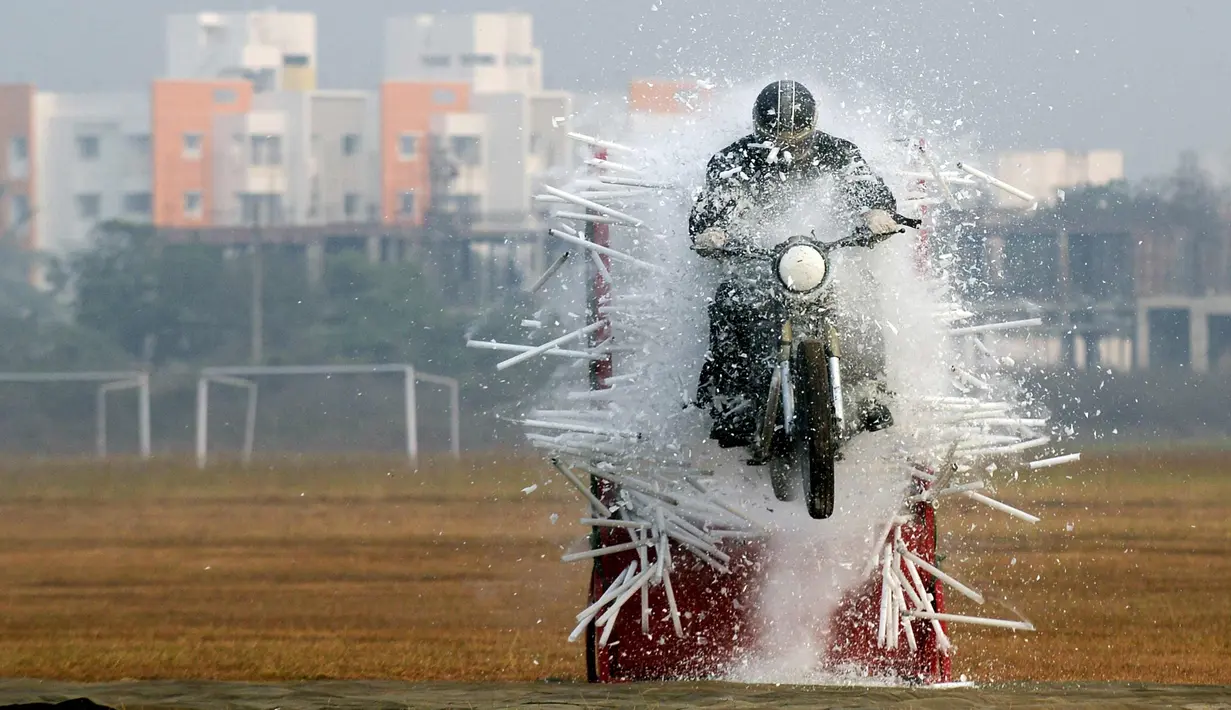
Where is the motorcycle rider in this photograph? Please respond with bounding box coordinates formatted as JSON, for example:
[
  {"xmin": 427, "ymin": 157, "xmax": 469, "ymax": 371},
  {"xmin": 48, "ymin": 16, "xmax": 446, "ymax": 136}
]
[{"xmin": 690, "ymin": 79, "xmax": 904, "ymax": 450}]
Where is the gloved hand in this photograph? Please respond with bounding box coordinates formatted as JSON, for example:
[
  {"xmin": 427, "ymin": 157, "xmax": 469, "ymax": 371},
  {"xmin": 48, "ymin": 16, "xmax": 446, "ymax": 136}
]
[
  {"xmin": 863, "ymin": 209, "xmax": 903, "ymax": 237},
  {"xmin": 692, "ymin": 227, "xmax": 730, "ymax": 256}
]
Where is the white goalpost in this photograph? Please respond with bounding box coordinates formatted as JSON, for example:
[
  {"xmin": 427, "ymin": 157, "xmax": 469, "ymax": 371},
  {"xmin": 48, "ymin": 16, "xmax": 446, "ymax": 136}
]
[
  {"xmin": 194, "ymin": 364, "xmax": 461, "ymax": 468},
  {"xmin": 0, "ymin": 371, "xmax": 152, "ymax": 458}
]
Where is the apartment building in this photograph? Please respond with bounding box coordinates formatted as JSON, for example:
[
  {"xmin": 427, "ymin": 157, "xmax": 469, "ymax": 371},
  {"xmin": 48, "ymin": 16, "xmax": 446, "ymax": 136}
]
[
  {"xmin": 151, "ymin": 79, "xmax": 254, "ymax": 228},
  {"xmin": 0, "ymin": 84, "xmax": 39, "ymax": 251},
  {"xmin": 996, "ymin": 149, "xmax": 1125, "ymax": 207},
  {"xmin": 0, "ymin": 83, "xmax": 153, "ymax": 256},
  {"xmin": 383, "ymin": 13, "xmax": 574, "ymax": 227},
  {"xmin": 165, "ymin": 11, "xmax": 318, "ymax": 93},
  {"xmin": 3, "ymin": 8, "xmax": 585, "ymax": 272},
  {"xmin": 212, "ymin": 89, "xmax": 381, "ymax": 227}
]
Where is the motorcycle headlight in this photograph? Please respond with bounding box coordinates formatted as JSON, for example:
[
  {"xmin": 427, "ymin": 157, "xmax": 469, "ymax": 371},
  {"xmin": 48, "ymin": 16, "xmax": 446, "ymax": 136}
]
[{"xmin": 775, "ymin": 244, "xmax": 827, "ymax": 294}]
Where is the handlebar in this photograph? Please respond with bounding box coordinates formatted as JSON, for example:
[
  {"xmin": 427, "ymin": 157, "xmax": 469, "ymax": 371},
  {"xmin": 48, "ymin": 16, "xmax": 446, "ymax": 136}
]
[{"xmin": 701, "ymin": 212, "xmax": 922, "ymax": 261}]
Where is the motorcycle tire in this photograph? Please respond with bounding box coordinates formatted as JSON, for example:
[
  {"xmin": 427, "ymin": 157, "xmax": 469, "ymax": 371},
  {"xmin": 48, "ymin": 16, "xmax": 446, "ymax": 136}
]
[
  {"xmin": 796, "ymin": 340, "xmax": 838, "ymax": 519},
  {"xmin": 759, "ymin": 367, "xmax": 798, "ymax": 501},
  {"xmin": 769, "ymin": 456, "xmax": 799, "ymax": 502}
]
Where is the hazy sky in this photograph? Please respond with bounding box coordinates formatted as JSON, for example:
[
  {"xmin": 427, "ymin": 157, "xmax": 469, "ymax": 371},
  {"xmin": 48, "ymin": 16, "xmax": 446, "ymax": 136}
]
[{"xmin": 0, "ymin": 0, "xmax": 1223, "ymax": 178}]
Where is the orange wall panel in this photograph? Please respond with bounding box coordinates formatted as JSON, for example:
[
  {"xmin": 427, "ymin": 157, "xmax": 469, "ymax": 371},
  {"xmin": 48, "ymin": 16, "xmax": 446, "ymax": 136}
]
[
  {"xmin": 151, "ymin": 79, "xmax": 252, "ymax": 227},
  {"xmin": 380, "ymin": 81, "xmax": 470, "ymax": 225},
  {"xmin": 629, "ymin": 79, "xmax": 712, "ymax": 114},
  {"xmin": 0, "ymin": 84, "xmax": 37, "ymax": 249}
]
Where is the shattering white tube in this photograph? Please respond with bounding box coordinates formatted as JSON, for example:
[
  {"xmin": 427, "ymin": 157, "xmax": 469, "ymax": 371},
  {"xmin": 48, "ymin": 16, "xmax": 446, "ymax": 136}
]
[
  {"xmin": 598, "ymin": 175, "xmax": 673, "ymax": 189},
  {"xmin": 878, "ymin": 543, "xmax": 894, "ymax": 647},
  {"xmin": 956, "ymin": 162, "xmax": 1037, "ymax": 203},
  {"xmin": 948, "ymin": 318, "xmax": 1044, "ymax": 336},
  {"xmin": 1029, "ymin": 452, "xmax": 1081, "ymax": 470},
  {"xmin": 575, "ymin": 562, "xmax": 636, "ymax": 623},
  {"xmin": 497, "ymin": 320, "xmax": 607, "ymax": 371},
  {"xmin": 561, "ymin": 538, "xmax": 652, "ymax": 563},
  {"xmin": 902, "ymin": 555, "xmax": 951, "ymax": 653},
  {"xmin": 920, "ymin": 144, "xmax": 959, "ymax": 209},
  {"xmin": 521, "ymin": 419, "xmax": 639, "ymax": 439},
  {"xmin": 567, "ymin": 131, "xmax": 638, "ymax": 155},
  {"xmin": 542, "ymin": 185, "xmax": 644, "ymax": 227},
  {"xmin": 597, "ymin": 574, "xmax": 650, "ymax": 646},
  {"xmin": 597, "ymin": 568, "xmax": 651, "ymax": 638},
  {"xmin": 466, "ymin": 339, "xmax": 603, "ymax": 361},
  {"xmin": 636, "ymin": 528, "xmax": 651, "ymax": 633},
  {"xmin": 962, "ymin": 490, "xmax": 1042, "ymax": 524},
  {"xmin": 555, "ymin": 211, "xmax": 629, "ymax": 226},
  {"xmin": 898, "ymin": 542, "xmax": 985, "ymax": 605},
  {"xmin": 960, "ymin": 436, "xmax": 1051, "ymax": 458},
  {"xmin": 659, "ymin": 522, "xmax": 684, "ymax": 637},
  {"xmin": 584, "ymin": 157, "xmax": 643, "ymax": 175},
  {"xmin": 581, "ymin": 517, "xmax": 652, "ymax": 530},
  {"xmin": 906, "ymin": 610, "xmax": 1035, "ymax": 632},
  {"xmin": 551, "ymin": 458, "xmax": 610, "ymax": 518},
  {"xmin": 577, "ymin": 189, "xmax": 653, "ymax": 202},
  {"xmin": 893, "ymin": 564, "xmax": 924, "ymax": 609},
  {"xmin": 549, "ymin": 229, "xmax": 661, "ymax": 272},
  {"xmin": 589, "ymin": 249, "xmax": 613, "ymax": 287},
  {"xmin": 528, "ymin": 250, "xmax": 571, "ymax": 293}
]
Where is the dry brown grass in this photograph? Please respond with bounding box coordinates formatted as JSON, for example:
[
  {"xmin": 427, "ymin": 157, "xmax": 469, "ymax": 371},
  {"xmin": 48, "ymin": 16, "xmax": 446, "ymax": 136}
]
[
  {"xmin": 0, "ymin": 449, "xmax": 1226, "ymax": 684},
  {"xmin": 942, "ymin": 448, "xmax": 1231, "ymax": 684}
]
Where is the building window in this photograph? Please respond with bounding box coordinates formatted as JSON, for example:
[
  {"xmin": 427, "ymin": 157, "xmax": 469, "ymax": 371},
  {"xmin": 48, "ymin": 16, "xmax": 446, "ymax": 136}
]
[
  {"xmin": 283, "ymin": 53, "xmax": 310, "ymax": 67},
  {"xmin": 10, "ymin": 136, "xmax": 28, "ymax": 161},
  {"xmin": 448, "ymin": 194, "xmax": 479, "ymax": 215},
  {"xmin": 342, "ymin": 133, "xmax": 361, "ymax": 156},
  {"xmin": 422, "ymin": 54, "xmax": 450, "ymax": 67},
  {"xmin": 183, "ymin": 132, "xmax": 203, "ymax": 159},
  {"xmin": 398, "ymin": 133, "xmax": 419, "ymax": 161},
  {"xmin": 243, "ymin": 67, "xmax": 277, "ymax": 93},
  {"xmin": 450, "ymin": 136, "xmax": 481, "ymax": 166},
  {"xmin": 76, "ymin": 135, "xmax": 100, "ymax": 161},
  {"xmin": 6, "ymin": 136, "xmax": 28, "ymax": 178},
  {"xmin": 250, "ymin": 134, "xmax": 283, "ymax": 166},
  {"xmin": 123, "ymin": 192, "xmax": 152, "ymax": 215},
  {"xmin": 343, "ymin": 193, "xmax": 361, "ymax": 220},
  {"xmin": 399, "ymin": 191, "xmax": 415, "ymax": 216},
  {"xmin": 128, "ymin": 134, "xmax": 150, "ymax": 155},
  {"xmin": 184, "ymin": 191, "xmax": 203, "ymax": 218},
  {"xmin": 204, "ymin": 24, "xmax": 227, "ymax": 45},
  {"xmin": 460, "ymin": 53, "xmax": 497, "ymax": 67},
  {"xmin": 239, "ymin": 193, "xmax": 283, "ymax": 224},
  {"xmin": 432, "ymin": 88, "xmax": 457, "ymax": 105},
  {"xmin": 8, "ymin": 194, "xmax": 30, "ymax": 227},
  {"xmin": 506, "ymin": 54, "xmax": 536, "ymax": 67},
  {"xmin": 213, "ymin": 88, "xmax": 238, "ymax": 104},
  {"xmin": 76, "ymin": 193, "xmax": 102, "ymax": 220}
]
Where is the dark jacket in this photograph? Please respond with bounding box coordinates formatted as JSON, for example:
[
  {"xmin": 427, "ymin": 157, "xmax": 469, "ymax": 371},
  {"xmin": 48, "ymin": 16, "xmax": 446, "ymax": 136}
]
[{"xmin": 688, "ymin": 131, "xmax": 897, "ymax": 238}]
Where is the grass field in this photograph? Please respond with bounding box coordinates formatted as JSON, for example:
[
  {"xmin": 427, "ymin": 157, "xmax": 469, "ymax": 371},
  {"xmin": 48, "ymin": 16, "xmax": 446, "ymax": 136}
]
[{"xmin": 0, "ymin": 449, "xmax": 1226, "ymax": 685}]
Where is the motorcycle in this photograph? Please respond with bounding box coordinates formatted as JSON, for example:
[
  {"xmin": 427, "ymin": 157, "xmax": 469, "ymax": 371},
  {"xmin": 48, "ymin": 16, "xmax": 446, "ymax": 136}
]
[{"xmin": 701, "ymin": 214, "xmax": 920, "ymax": 519}]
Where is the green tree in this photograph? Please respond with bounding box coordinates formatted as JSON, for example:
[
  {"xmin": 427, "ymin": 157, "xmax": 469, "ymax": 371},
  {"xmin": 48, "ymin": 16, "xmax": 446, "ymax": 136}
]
[
  {"xmin": 308, "ymin": 251, "xmax": 456, "ymax": 365},
  {"xmin": 69, "ymin": 220, "xmax": 253, "ymax": 364}
]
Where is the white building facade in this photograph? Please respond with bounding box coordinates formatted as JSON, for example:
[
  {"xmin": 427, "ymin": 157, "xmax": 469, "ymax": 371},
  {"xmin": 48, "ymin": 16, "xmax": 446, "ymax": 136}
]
[
  {"xmin": 31, "ymin": 92, "xmax": 152, "ymax": 254},
  {"xmin": 384, "ymin": 13, "xmax": 574, "ymax": 226},
  {"xmin": 212, "ymin": 90, "xmax": 381, "ymax": 228},
  {"xmin": 166, "ymin": 11, "xmax": 318, "ymax": 93}
]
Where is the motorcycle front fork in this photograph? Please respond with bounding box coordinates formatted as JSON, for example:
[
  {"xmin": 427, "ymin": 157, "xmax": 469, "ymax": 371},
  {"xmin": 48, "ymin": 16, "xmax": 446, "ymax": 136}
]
[{"xmin": 775, "ymin": 319, "xmax": 846, "ymax": 440}]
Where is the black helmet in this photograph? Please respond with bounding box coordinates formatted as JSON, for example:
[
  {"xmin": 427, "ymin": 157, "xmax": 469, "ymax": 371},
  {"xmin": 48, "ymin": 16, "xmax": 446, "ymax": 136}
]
[{"xmin": 753, "ymin": 80, "xmax": 817, "ymax": 146}]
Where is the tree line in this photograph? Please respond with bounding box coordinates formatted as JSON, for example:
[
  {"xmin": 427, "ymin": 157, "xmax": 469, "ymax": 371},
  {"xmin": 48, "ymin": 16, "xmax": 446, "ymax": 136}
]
[{"xmin": 0, "ymin": 220, "xmax": 556, "ymax": 456}]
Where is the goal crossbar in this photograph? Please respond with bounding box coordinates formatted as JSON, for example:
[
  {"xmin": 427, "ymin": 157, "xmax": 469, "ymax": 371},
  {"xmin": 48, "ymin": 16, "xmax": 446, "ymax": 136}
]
[{"xmin": 195, "ymin": 364, "xmax": 460, "ymax": 468}]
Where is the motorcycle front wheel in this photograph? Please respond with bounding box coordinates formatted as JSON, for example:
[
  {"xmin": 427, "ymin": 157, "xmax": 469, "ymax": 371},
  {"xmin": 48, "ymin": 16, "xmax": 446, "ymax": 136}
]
[{"xmin": 796, "ymin": 340, "xmax": 838, "ymax": 519}]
